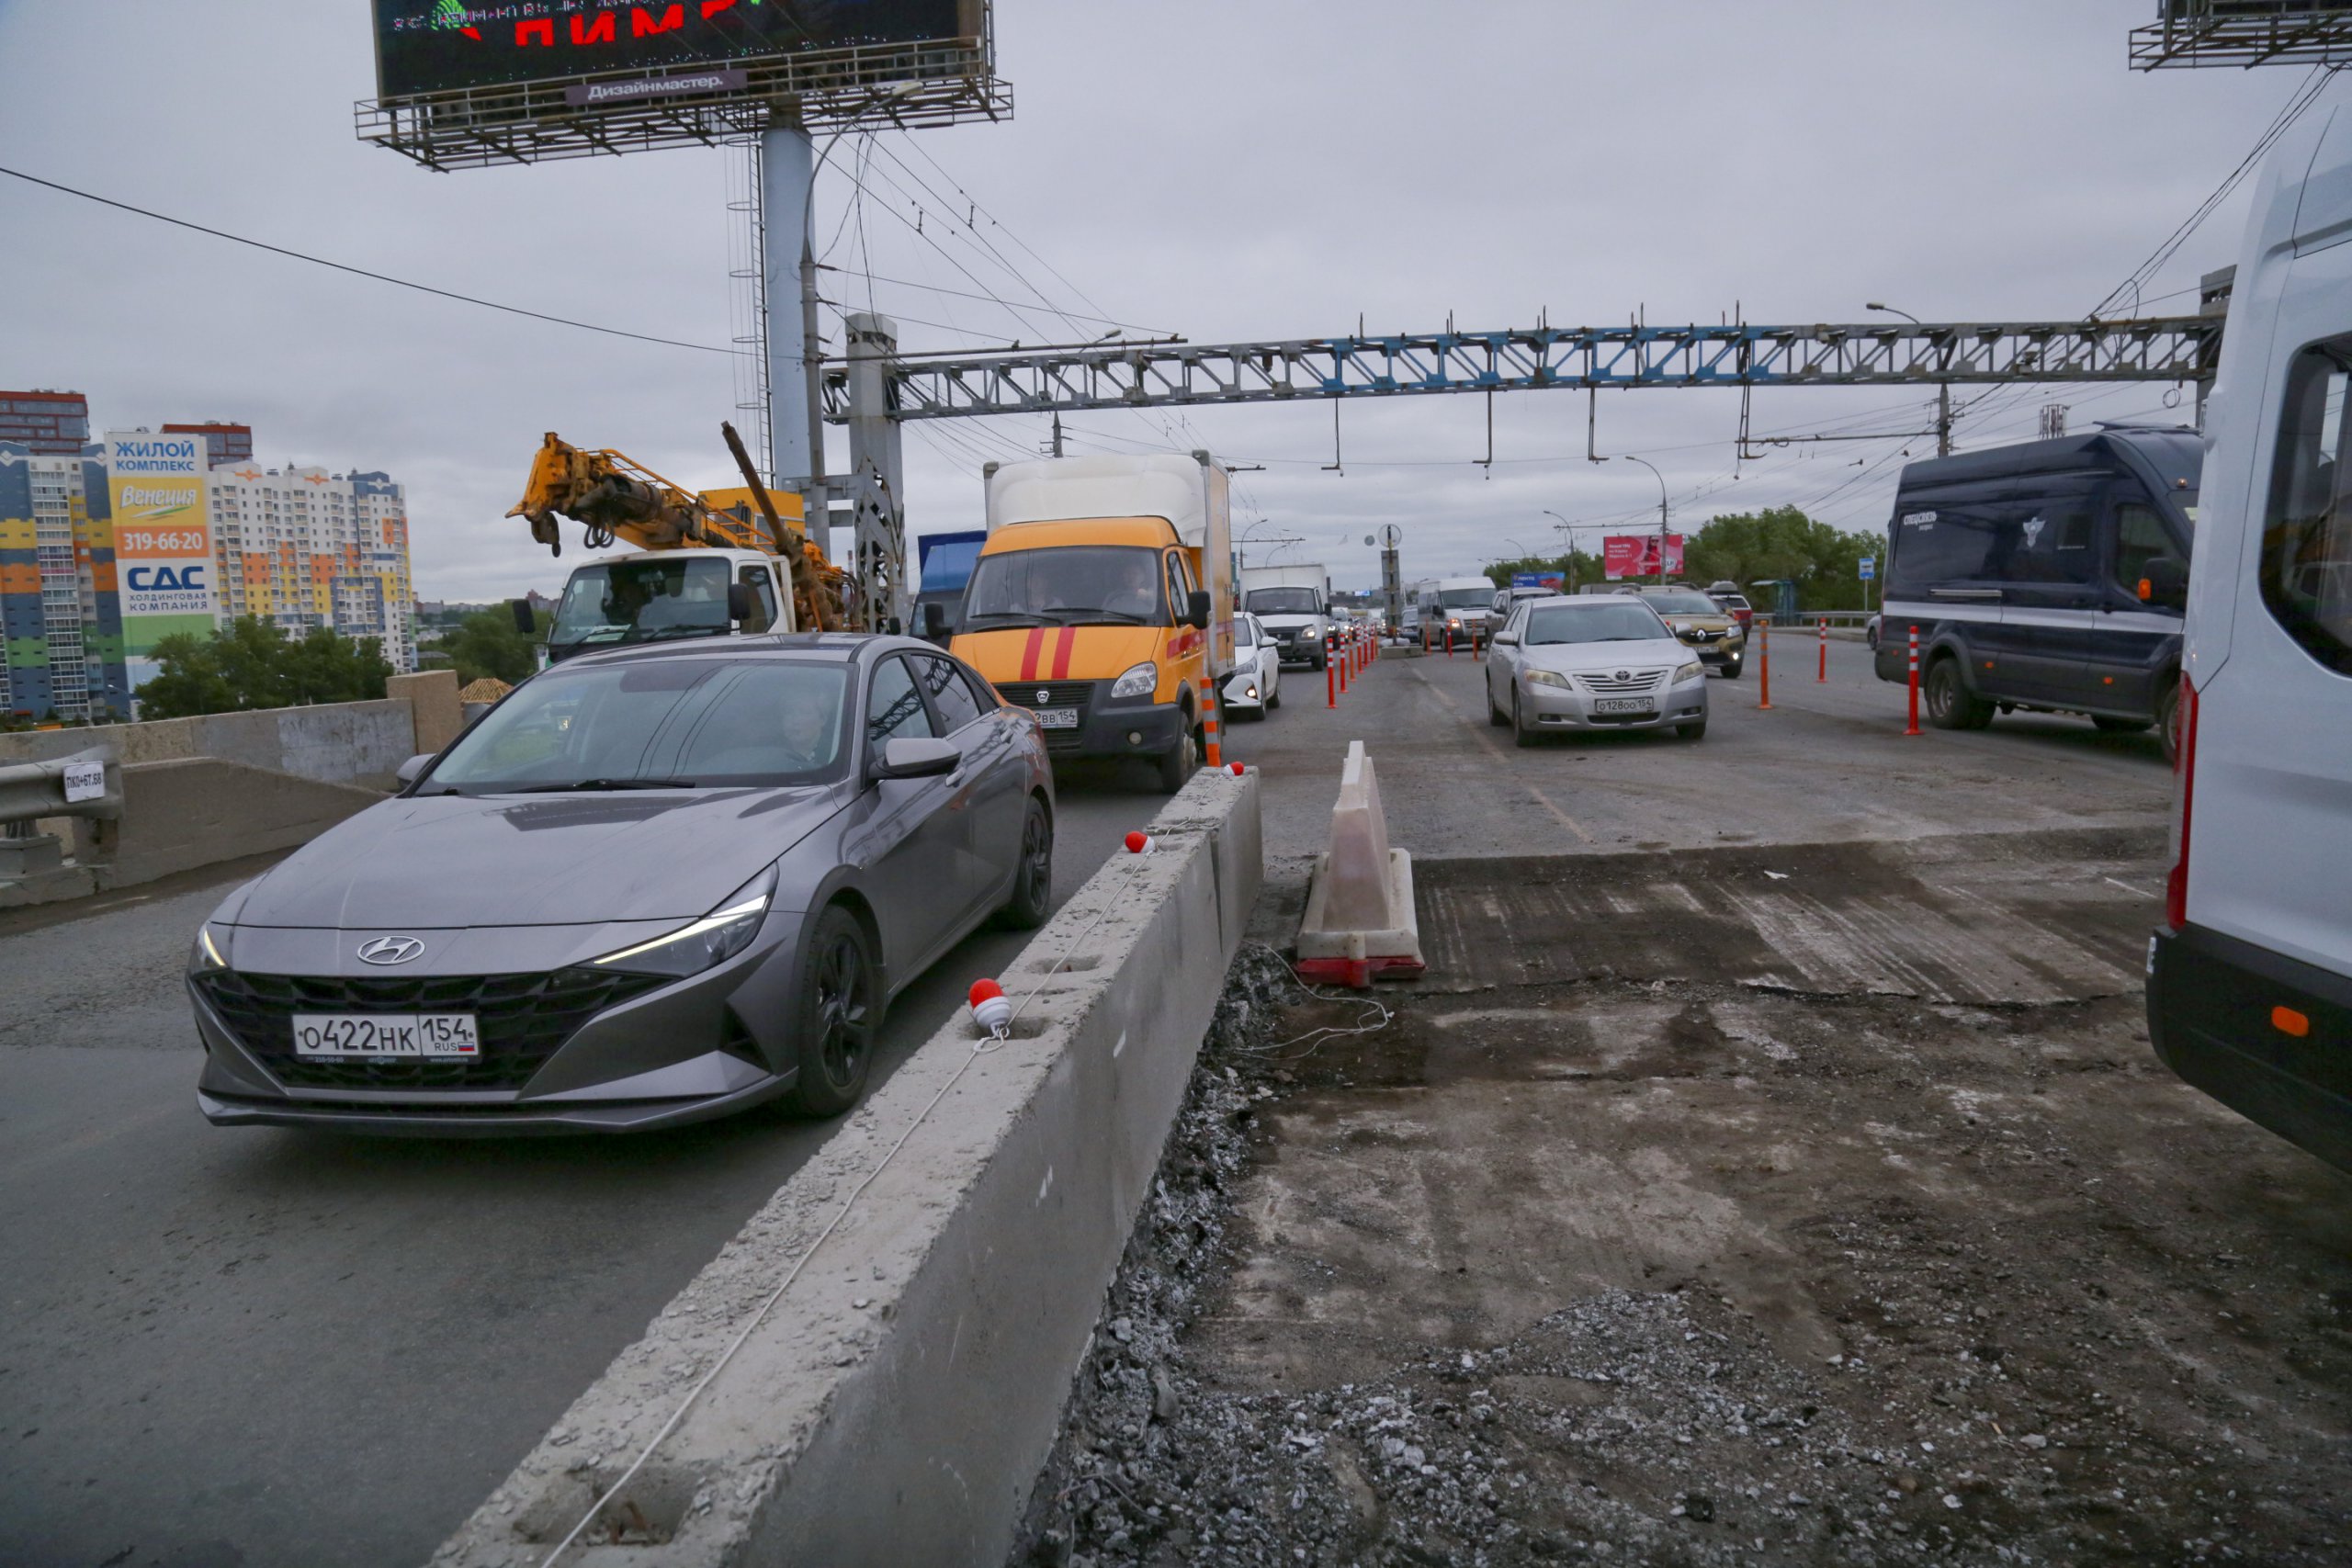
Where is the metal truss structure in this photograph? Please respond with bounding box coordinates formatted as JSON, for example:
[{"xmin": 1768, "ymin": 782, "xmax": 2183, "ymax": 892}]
[
  {"xmin": 822, "ymin": 316, "xmax": 2222, "ymax": 423},
  {"xmin": 359, "ymin": 39, "xmax": 1010, "ymax": 171},
  {"xmin": 2131, "ymin": 1, "xmax": 2352, "ymax": 69}
]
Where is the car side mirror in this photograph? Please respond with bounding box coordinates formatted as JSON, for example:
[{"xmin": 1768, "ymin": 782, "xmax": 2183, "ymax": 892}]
[
  {"xmin": 1186, "ymin": 589, "xmax": 1212, "ymax": 630},
  {"xmin": 727, "ymin": 583, "xmax": 756, "ymax": 625},
  {"xmin": 871, "ymin": 736, "xmax": 958, "ymax": 782},
  {"xmin": 509, "ymin": 598, "xmax": 536, "ymax": 635},
  {"xmin": 922, "ymin": 601, "xmax": 950, "ymax": 640},
  {"xmin": 1494, "ymin": 633, "xmax": 1519, "ymax": 647},
  {"xmin": 2139, "ymin": 557, "xmax": 2188, "ymax": 609},
  {"xmin": 395, "ymin": 753, "xmax": 433, "ymax": 788}
]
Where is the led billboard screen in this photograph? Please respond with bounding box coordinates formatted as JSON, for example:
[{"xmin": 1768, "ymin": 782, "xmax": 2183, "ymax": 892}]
[{"xmin": 372, "ymin": 0, "xmax": 967, "ymax": 98}]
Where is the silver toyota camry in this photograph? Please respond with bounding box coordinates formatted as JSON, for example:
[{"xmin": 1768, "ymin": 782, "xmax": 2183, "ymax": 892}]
[
  {"xmin": 188, "ymin": 634, "xmax": 1055, "ymax": 1134},
  {"xmin": 1485, "ymin": 595, "xmax": 1710, "ymax": 744}
]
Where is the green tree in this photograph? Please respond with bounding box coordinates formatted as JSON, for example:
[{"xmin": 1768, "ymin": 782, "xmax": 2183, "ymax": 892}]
[
  {"xmin": 1483, "ymin": 548, "xmax": 1604, "ymax": 592},
  {"xmin": 135, "ymin": 616, "xmax": 392, "ymax": 719},
  {"xmin": 438, "ymin": 606, "xmax": 548, "ymax": 687},
  {"xmin": 1680, "ymin": 506, "xmax": 1883, "ymax": 613}
]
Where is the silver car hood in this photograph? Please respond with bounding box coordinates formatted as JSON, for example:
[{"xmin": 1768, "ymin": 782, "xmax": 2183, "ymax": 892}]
[
  {"xmin": 230, "ymin": 785, "xmax": 843, "ymax": 930},
  {"xmin": 1518, "ymin": 637, "xmax": 1689, "ymax": 672}
]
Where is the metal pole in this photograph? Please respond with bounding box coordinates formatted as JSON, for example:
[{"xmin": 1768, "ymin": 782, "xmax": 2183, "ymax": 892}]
[
  {"xmin": 1623, "ymin": 456, "xmax": 1668, "ymax": 584},
  {"xmin": 844, "ymin": 311, "xmax": 909, "ymax": 632},
  {"xmin": 760, "ymin": 117, "xmax": 817, "ymax": 492},
  {"xmin": 1758, "ymin": 622, "xmax": 1772, "ymax": 710},
  {"xmin": 1937, "ymin": 382, "xmax": 1952, "ymax": 457},
  {"xmin": 1905, "ymin": 626, "xmax": 1922, "ymax": 736}
]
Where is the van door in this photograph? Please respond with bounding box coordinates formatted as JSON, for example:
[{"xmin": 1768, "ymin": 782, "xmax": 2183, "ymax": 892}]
[
  {"xmin": 2085, "ymin": 494, "xmax": 2188, "ymax": 716},
  {"xmin": 1995, "ymin": 481, "xmax": 2103, "ymax": 705}
]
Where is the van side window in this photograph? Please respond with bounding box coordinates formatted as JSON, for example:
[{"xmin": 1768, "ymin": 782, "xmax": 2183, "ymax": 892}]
[
  {"xmin": 2113, "ymin": 504, "xmax": 2174, "ymax": 598},
  {"xmin": 1892, "ymin": 507, "xmax": 2001, "ymax": 584},
  {"xmin": 1165, "ymin": 553, "xmax": 1191, "ymax": 619},
  {"xmin": 2263, "ymin": 340, "xmax": 2352, "ymax": 674}
]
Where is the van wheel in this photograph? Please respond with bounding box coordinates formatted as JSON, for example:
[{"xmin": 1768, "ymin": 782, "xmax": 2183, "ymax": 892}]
[
  {"xmin": 2157, "ymin": 681, "xmax": 2182, "ymax": 766},
  {"xmin": 1926, "ymin": 657, "xmax": 1993, "ymax": 730},
  {"xmin": 1156, "ymin": 720, "xmax": 1197, "ymax": 794},
  {"xmin": 2092, "ymin": 716, "xmax": 2153, "ymax": 734}
]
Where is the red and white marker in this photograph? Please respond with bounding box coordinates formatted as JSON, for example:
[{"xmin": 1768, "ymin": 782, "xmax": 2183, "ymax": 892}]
[
  {"xmin": 1124, "ymin": 830, "xmax": 1156, "ymax": 854},
  {"xmin": 967, "ymin": 978, "xmax": 1012, "ymax": 1039},
  {"xmin": 1227, "ymin": 761, "xmax": 1246, "ymax": 776}
]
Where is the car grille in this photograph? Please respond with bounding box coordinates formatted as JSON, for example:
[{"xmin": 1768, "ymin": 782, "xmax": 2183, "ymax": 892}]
[
  {"xmin": 1574, "ymin": 670, "xmax": 1669, "ymax": 695},
  {"xmin": 997, "ymin": 680, "xmax": 1094, "ymax": 711},
  {"xmin": 194, "ymin": 968, "xmax": 669, "ymax": 1092},
  {"xmin": 1679, "ymin": 627, "xmax": 1728, "ymax": 644}
]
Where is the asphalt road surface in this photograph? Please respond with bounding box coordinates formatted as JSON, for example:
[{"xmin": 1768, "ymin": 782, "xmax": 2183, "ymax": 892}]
[
  {"xmin": 0, "ymin": 777, "xmax": 1158, "ymax": 1568},
  {"xmin": 0, "ymin": 642, "xmax": 2179, "ymax": 1567}
]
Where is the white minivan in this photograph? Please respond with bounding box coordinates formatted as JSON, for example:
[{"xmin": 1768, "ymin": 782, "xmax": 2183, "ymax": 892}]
[{"xmin": 2148, "ymin": 105, "xmax": 2352, "ymax": 1174}]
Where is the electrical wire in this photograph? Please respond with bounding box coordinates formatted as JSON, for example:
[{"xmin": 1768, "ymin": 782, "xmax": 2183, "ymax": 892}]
[{"xmin": 0, "ymin": 164, "xmax": 739, "ymax": 357}]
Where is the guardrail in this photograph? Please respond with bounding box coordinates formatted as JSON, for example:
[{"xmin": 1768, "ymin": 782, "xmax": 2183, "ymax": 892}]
[{"xmin": 0, "ymin": 748, "xmax": 122, "ymax": 832}]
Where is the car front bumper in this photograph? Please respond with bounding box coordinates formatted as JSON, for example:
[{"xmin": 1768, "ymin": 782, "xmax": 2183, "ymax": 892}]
[
  {"xmin": 188, "ymin": 912, "xmax": 808, "ymax": 1136},
  {"xmin": 1518, "ymin": 677, "xmax": 1708, "ymax": 731},
  {"xmin": 1679, "ymin": 635, "xmax": 1745, "ymax": 667},
  {"xmin": 1221, "ymin": 668, "xmax": 1269, "ymax": 712}
]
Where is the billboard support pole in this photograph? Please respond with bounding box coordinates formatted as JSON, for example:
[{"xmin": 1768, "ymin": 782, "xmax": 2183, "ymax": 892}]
[{"xmin": 760, "ymin": 114, "xmax": 820, "ymax": 498}]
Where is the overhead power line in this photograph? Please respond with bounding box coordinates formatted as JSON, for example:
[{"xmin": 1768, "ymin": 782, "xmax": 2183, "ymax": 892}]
[{"xmin": 0, "ymin": 164, "xmax": 739, "ymax": 356}]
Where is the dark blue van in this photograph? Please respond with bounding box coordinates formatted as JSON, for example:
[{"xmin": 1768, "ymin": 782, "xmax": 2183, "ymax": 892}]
[{"xmin": 1872, "ymin": 423, "xmax": 2199, "ymax": 760}]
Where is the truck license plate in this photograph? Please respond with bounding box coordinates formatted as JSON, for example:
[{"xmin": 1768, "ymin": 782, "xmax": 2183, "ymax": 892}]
[
  {"xmin": 292, "ymin": 1014, "xmax": 481, "ymax": 1058},
  {"xmin": 1035, "ymin": 707, "xmax": 1080, "ymax": 730},
  {"xmin": 1593, "ymin": 697, "xmax": 1655, "ymax": 716}
]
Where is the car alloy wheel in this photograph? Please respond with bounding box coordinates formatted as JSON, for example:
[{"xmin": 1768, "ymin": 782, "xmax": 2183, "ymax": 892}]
[
  {"xmin": 996, "ymin": 797, "xmax": 1053, "ymax": 931},
  {"xmin": 786, "ymin": 906, "xmax": 876, "ymax": 1116}
]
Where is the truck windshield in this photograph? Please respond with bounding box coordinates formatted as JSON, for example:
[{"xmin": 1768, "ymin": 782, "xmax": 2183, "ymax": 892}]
[
  {"xmin": 1246, "ymin": 587, "xmax": 1321, "ymax": 616},
  {"xmin": 962, "ymin": 546, "xmax": 1169, "ymax": 627},
  {"xmin": 417, "ymin": 659, "xmax": 850, "ymax": 795},
  {"xmin": 549, "ymin": 558, "xmax": 734, "ymax": 653},
  {"xmin": 1440, "ymin": 588, "xmax": 1491, "ymax": 608}
]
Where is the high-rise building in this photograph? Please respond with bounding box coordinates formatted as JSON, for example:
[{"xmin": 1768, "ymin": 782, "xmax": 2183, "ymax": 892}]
[
  {"xmin": 0, "ymin": 439, "xmax": 130, "ymax": 721},
  {"xmin": 207, "ymin": 461, "xmax": 414, "ymax": 671},
  {"xmin": 161, "ymin": 421, "xmax": 254, "ymax": 469},
  {"xmin": 0, "ymin": 390, "xmax": 92, "ymax": 456}
]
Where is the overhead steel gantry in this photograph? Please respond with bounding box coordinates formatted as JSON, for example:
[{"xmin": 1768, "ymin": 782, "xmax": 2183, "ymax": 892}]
[{"xmin": 820, "ymin": 315, "xmax": 2222, "ymax": 422}]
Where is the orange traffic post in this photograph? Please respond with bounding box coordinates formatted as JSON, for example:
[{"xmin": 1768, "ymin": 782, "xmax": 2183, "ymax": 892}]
[
  {"xmin": 1758, "ymin": 621, "xmax": 1773, "ymax": 710},
  {"xmin": 1817, "ymin": 617, "xmax": 1828, "ymax": 682},
  {"xmin": 1203, "ymin": 688, "xmax": 1222, "ymax": 769},
  {"xmin": 1446, "ymin": 626, "xmax": 1454, "ymax": 659},
  {"xmin": 1905, "ymin": 626, "xmax": 1922, "ymax": 735},
  {"xmin": 1327, "ymin": 656, "xmax": 1337, "ymax": 708},
  {"xmin": 1339, "ymin": 643, "xmax": 1350, "ymax": 695}
]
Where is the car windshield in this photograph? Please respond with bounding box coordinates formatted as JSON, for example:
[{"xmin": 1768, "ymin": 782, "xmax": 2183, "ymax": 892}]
[
  {"xmin": 1641, "ymin": 591, "xmax": 1724, "ymax": 615},
  {"xmin": 418, "ymin": 659, "xmax": 850, "ymax": 795},
  {"xmin": 1523, "ymin": 603, "xmax": 1670, "ymax": 645},
  {"xmin": 1440, "ymin": 588, "xmax": 1491, "ymax": 608},
  {"xmin": 963, "ymin": 546, "xmax": 1168, "ymax": 627},
  {"xmin": 548, "ymin": 557, "xmax": 734, "ymax": 651},
  {"xmin": 1246, "ymin": 587, "xmax": 1320, "ymax": 615}
]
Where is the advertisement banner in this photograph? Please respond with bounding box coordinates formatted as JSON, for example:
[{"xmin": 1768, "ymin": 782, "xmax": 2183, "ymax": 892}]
[
  {"xmin": 373, "ymin": 0, "xmax": 967, "ymax": 98},
  {"xmin": 107, "ymin": 433, "xmax": 217, "ymax": 662},
  {"xmin": 1601, "ymin": 534, "xmax": 1685, "ymax": 581}
]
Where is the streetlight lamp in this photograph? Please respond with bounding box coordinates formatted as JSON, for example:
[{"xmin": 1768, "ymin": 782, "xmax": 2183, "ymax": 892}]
[
  {"xmin": 1621, "ymin": 454, "xmax": 1669, "ymax": 584},
  {"xmin": 1542, "ymin": 509, "xmax": 1580, "ymax": 592},
  {"xmin": 1869, "ymin": 302, "xmax": 1951, "ymax": 457}
]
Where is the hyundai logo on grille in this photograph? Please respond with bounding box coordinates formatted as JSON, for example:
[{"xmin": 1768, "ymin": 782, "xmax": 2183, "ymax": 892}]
[
  {"xmin": 1035, "ymin": 689, "xmax": 1051, "ymax": 704},
  {"xmin": 356, "ymin": 936, "xmax": 425, "ymax": 966}
]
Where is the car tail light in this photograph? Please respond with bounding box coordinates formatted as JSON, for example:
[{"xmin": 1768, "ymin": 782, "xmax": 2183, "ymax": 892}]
[{"xmin": 2165, "ymin": 675, "xmax": 2198, "ymax": 932}]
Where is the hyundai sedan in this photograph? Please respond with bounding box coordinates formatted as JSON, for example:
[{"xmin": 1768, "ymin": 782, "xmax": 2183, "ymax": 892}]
[
  {"xmin": 1485, "ymin": 595, "xmax": 1709, "ymax": 744},
  {"xmin": 188, "ymin": 634, "xmax": 1054, "ymax": 1134}
]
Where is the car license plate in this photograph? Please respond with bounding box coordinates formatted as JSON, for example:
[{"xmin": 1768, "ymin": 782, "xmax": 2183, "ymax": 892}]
[
  {"xmin": 1593, "ymin": 697, "xmax": 1655, "ymax": 716},
  {"xmin": 1035, "ymin": 706, "xmax": 1080, "ymax": 729},
  {"xmin": 292, "ymin": 1013, "xmax": 481, "ymax": 1058}
]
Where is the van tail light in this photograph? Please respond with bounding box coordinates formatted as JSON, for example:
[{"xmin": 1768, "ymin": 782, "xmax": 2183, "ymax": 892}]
[{"xmin": 2165, "ymin": 675, "xmax": 2199, "ymax": 932}]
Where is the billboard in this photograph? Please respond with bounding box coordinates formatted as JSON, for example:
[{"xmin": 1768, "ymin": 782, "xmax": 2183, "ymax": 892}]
[
  {"xmin": 372, "ymin": 0, "xmax": 967, "ymax": 98},
  {"xmin": 1601, "ymin": 535, "xmax": 1685, "ymax": 581},
  {"xmin": 107, "ymin": 433, "xmax": 217, "ymax": 671},
  {"xmin": 1510, "ymin": 570, "xmax": 1566, "ymax": 592}
]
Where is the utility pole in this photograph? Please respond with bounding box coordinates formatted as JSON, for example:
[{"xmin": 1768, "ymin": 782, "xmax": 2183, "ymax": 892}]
[
  {"xmin": 1051, "ymin": 412, "xmax": 1063, "ymax": 457},
  {"xmin": 1938, "ymin": 382, "xmax": 1952, "ymax": 457},
  {"xmin": 1623, "ymin": 456, "xmax": 1668, "ymax": 585}
]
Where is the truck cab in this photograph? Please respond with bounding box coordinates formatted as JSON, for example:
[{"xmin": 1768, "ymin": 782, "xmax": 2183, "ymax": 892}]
[
  {"xmin": 953, "ymin": 453, "xmax": 1233, "ymax": 793},
  {"xmin": 543, "ymin": 547, "xmax": 794, "ymax": 664},
  {"xmin": 1239, "ymin": 564, "xmax": 1332, "ymax": 671}
]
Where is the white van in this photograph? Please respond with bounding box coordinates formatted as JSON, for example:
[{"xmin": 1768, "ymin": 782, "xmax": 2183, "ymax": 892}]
[{"xmin": 2147, "ymin": 106, "xmax": 2352, "ymax": 1174}]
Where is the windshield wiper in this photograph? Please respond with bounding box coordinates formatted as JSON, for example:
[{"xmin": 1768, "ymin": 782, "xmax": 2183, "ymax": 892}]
[
  {"xmin": 1057, "ymin": 608, "xmax": 1153, "ymax": 625},
  {"xmin": 963, "ymin": 612, "xmax": 1057, "ymax": 628},
  {"xmin": 513, "ymin": 777, "xmax": 698, "ymax": 793},
  {"xmin": 618, "ymin": 625, "xmax": 729, "ymax": 645}
]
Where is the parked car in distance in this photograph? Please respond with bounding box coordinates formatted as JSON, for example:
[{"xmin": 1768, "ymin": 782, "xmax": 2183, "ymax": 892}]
[
  {"xmin": 1484, "ymin": 594, "xmax": 1709, "ymax": 745},
  {"xmin": 1865, "ymin": 613, "xmax": 1883, "ymax": 651},
  {"xmin": 1703, "ymin": 581, "xmax": 1756, "ymax": 633},
  {"xmin": 1224, "ymin": 611, "xmax": 1283, "ymax": 719},
  {"xmin": 188, "ymin": 634, "xmax": 1055, "ymax": 1135},
  {"xmin": 1630, "ymin": 586, "xmax": 1747, "ymax": 676},
  {"xmin": 1871, "ymin": 423, "xmax": 2199, "ymax": 761}
]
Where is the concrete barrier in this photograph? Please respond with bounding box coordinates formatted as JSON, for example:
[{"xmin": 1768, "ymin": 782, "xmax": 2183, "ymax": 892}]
[
  {"xmin": 0, "ymin": 696, "xmax": 418, "ymax": 789},
  {"xmin": 88, "ymin": 758, "xmax": 388, "ymax": 888},
  {"xmin": 435, "ymin": 769, "xmax": 1263, "ymax": 1568}
]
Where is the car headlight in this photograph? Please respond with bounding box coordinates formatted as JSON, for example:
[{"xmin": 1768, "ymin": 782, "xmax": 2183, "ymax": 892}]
[
  {"xmin": 1674, "ymin": 661, "xmax": 1704, "ymax": 682},
  {"xmin": 1110, "ymin": 662, "xmax": 1159, "ymax": 700},
  {"xmin": 1525, "ymin": 669, "xmax": 1572, "ymax": 690},
  {"xmin": 189, "ymin": 923, "xmax": 230, "ymax": 976},
  {"xmin": 1245, "ymin": 683, "xmax": 1259, "ymax": 700},
  {"xmin": 591, "ymin": 867, "xmax": 775, "ymax": 978}
]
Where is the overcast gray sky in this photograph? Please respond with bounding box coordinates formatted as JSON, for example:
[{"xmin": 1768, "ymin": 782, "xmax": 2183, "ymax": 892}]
[{"xmin": 0, "ymin": 1, "xmax": 2319, "ymax": 598}]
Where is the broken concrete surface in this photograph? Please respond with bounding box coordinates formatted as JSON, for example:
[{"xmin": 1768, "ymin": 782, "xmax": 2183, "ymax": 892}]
[{"xmin": 1014, "ymin": 831, "xmax": 2352, "ymax": 1567}]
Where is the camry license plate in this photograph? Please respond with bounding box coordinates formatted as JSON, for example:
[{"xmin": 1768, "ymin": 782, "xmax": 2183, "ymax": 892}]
[
  {"xmin": 292, "ymin": 1013, "xmax": 481, "ymax": 1058},
  {"xmin": 1035, "ymin": 706, "xmax": 1080, "ymax": 729},
  {"xmin": 1593, "ymin": 697, "xmax": 1655, "ymax": 716}
]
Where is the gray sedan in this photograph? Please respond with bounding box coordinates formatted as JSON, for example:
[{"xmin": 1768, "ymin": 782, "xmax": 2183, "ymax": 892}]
[
  {"xmin": 1485, "ymin": 595, "xmax": 1710, "ymax": 744},
  {"xmin": 188, "ymin": 634, "xmax": 1054, "ymax": 1134}
]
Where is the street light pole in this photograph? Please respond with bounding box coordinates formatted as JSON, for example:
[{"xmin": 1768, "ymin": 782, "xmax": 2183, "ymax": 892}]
[
  {"xmin": 1622, "ymin": 455, "xmax": 1668, "ymax": 584},
  {"xmin": 1541, "ymin": 509, "xmax": 1577, "ymax": 592},
  {"xmin": 1869, "ymin": 302, "xmax": 1950, "ymax": 457}
]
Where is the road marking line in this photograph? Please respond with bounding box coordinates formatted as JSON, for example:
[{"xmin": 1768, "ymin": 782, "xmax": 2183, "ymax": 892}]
[
  {"xmin": 1410, "ymin": 660, "xmax": 1593, "ymax": 844},
  {"xmin": 2102, "ymin": 876, "xmax": 2156, "ymax": 897}
]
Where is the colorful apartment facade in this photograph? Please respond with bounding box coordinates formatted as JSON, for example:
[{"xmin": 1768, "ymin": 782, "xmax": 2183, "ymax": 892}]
[{"xmin": 0, "ymin": 441, "xmax": 130, "ymax": 721}]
